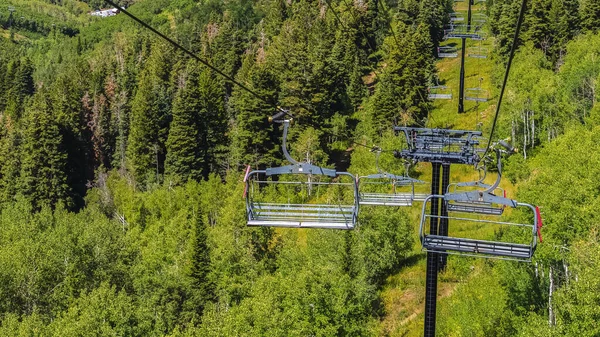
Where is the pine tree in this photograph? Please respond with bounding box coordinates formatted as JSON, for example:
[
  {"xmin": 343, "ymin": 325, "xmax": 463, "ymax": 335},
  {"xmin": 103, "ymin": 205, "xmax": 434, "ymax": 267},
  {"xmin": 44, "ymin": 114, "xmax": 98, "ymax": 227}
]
[
  {"xmin": 188, "ymin": 212, "xmax": 215, "ymax": 319},
  {"xmin": 165, "ymin": 66, "xmax": 202, "ymax": 183},
  {"xmin": 126, "ymin": 43, "xmax": 172, "ymax": 187},
  {"xmin": 229, "ymin": 52, "xmax": 280, "ymax": 169},
  {"xmin": 51, "ymin": 71, "xmax": 94, "ymax": 209},
  {"xmin": 527, "ymin": 0, "xmax": 553, "ymax": 55},
  {"xmin": 580, "ymin": 0, "xmax": 600, "ymax": 33},
  {"xmin": 5, "ymin": 58, "xmax": 34, "ymax": 120},
  {"xmin": 370, "ymin": 22, "xmax": 433, "ymax": 133},
  {"xmin": 197, "ymin": 69, "xmax": 227, "ymax": 177},
  {"xmin": 19, "ymin": 93, "xmax": 72, "ymax": 209}
]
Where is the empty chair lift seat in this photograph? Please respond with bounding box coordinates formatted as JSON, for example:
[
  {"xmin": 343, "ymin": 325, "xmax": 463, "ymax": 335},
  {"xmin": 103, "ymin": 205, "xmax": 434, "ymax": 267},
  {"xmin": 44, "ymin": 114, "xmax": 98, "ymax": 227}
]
[
  {"xmin": 438, "ymin": 46, "xmax": 458, "ymax": 58},
  {"xmin": 465, "ymin": 87, "xmax": 489, "ymax": 102},
  {"xmin": 428, "ymin": 86, "xmax": 453, "ymax": 100},
  {"xmin": 358, "ymin": 174, "xmax": 425, "ymax": 207},
  {"xmin": 245, "ymin": 118, "xmax": 359, "ymax": 230},
  {"xmin": 246, "ymin": 170, "xmax": 359, "ymax": 230},
  {"xmin": 419, "ymin": 194, "xmax": 542, "ymax": 261}
]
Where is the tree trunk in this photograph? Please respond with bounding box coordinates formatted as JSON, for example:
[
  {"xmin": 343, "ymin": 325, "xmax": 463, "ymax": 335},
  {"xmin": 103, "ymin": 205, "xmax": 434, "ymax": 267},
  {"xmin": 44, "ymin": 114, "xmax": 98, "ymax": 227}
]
[
  {"xmin": 523, "ymin": 112, "xmax": 527, "ymax": 160},
  {"xmin": 549, "ymin": 266, "xmax": 556, "ymax": 326}
]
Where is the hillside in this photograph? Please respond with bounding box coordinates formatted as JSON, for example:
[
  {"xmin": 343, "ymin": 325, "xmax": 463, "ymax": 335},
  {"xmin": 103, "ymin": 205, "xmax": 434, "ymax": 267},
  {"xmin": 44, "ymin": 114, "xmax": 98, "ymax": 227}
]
[{"xmin": 0, "ymin": 0, "xmax": 599, "ymax": 336}]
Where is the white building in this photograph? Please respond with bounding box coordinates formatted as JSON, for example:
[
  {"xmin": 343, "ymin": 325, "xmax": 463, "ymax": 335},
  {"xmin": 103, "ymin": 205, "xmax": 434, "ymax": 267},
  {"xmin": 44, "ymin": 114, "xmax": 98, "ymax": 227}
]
[{"xmin": 90, "ymin": 8, "xmax": 119, "ymax": 18}]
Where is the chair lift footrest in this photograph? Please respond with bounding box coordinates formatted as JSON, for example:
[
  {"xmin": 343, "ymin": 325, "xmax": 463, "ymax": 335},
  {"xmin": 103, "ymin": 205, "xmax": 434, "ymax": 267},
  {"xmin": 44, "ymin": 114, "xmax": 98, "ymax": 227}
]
[
  {"xmin": 447, "ymin": 203, "xmax": 504, "ymax": 215},
  {"xmin": 360, "ymin": 193, "xmax": 412, "ymax": 206},
  {"xmin": 423, "ymin": 235, "xmax": 532, "ymax": 259},
  {"xmin": 248, "ymin": 220, "xmax": 354, "ymax": 230}
]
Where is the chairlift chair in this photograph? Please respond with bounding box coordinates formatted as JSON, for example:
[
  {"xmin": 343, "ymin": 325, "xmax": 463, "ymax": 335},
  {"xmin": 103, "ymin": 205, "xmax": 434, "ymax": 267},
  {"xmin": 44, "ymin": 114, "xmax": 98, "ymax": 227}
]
[
  {"xmin": 472, "ymin": 13, "xmax": 487, "ymax": 24},
  {"xmin": 450, "ymin": 13, "xmax": 464, "ymax": 22},
  {"xmin": 444, "ymin": 24, "xmax": 486, "ymax": 40},
  {"xmin": 419, "ymin": 195, "xmax": 541, "ymax": 261},
  {"xmin": 419, "ymin": 146, "xmax": 543, "ymax": 261},
  {"xmin": 428, "ymin": 85, "xmax": 453, "ymax": 100},
  {"xmin": 467, "ymin": 45, "xmax": 489, "ymax": 59},
  {"xmin": 438, "ymin": 46, "xmax": 458, "ymax": 58},
  {"xmin": 245, "ymin": 117, "xmax": 359, "ymax": 230},
  {"xmin": 445, "ymin": 155, "xmax": 506, "ymax": 215},
  {"xmin": 465, "ymin": 87, "xmax": 490, "ymax": 103},
  {"xmin": 358, "ymin": 153, "xmax": 425, "ymax": 207}
]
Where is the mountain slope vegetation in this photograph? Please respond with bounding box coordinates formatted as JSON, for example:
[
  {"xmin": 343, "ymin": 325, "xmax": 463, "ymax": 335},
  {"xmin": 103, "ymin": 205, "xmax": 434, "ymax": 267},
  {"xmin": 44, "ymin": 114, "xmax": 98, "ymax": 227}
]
[{"xmin": 0, "ymin": 0, "xmax": 599, "ymax": 335}]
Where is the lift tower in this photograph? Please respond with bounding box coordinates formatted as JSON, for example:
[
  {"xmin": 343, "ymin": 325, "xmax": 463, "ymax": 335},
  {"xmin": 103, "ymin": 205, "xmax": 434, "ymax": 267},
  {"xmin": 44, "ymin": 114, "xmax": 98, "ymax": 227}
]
[
  {"xmin": 394, "ymin": 127, "xmax": 482, "ymax": 337},
  {"xmin": 444, "ymin": 0, "xmax": 487, "ymax": 113}
]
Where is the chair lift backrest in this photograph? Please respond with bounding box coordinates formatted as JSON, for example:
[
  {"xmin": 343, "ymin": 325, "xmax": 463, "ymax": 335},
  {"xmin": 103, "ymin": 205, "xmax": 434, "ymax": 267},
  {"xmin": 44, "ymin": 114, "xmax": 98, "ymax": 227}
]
[
  {"xmin": 422, "ymin": 145, "xmax": 541, "ymax": 261},
  {"xmin": 419, "ymin": 194, "xmax": 540, "ymax": 261},
  {"xmin": 358, "ymin": 154, "xmax": 425, "ymax": 206},
  {"xmin": 444, "ymin": 149, "xmax": 507, "ymax": 215},
  {"xmin": 246, "ymin": 119, "xmax": 359, "ymax": 229}
]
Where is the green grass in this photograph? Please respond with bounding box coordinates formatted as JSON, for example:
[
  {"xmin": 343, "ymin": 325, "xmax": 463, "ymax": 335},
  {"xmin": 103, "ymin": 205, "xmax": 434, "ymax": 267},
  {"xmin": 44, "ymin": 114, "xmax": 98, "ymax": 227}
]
[{"xmin": 427, "ymin": 7, "xmax": 496, "ymax": 131}]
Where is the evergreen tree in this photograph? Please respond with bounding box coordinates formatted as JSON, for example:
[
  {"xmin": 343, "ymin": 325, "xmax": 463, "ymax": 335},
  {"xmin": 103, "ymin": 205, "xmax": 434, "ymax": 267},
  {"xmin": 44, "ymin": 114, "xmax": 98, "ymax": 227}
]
[
  {"xmin": 526, "ymin": 0, "xmax": 553, "ymax": 55},
  {"xmin": 52, "ymin": 71, "xmax": 93, "ymax": 210},
  {"xmin": 19, "ymin": 93, "xmax": 72, "ymax": 209},
  {"xmin": 580, "ymin": 0, "xmax": 600, "ymax": 33},
  {"xmin": 197, "ymin": 69, "xmax": 227, "ymax": 177},
  {"xmin": 229, "ymin": 52, "xmax": 280, "ymax": 169},
  {"xmin": 187, "ymin": 212, "xmax": 215, "ymax": 319},
  {"xmin": 5, "ymin": 58, "xmax": 35, "ymax": 120},
  {"xmin": 126, "ymin": 43, "xmax": 172, "ymax": 188},
  {"xmin": 165, "ymin": 66, "xmax": 203, "ymax": 183},
  {"xmin": 369, "ymin": 22, "xmax": 433, "ymax": 134}
]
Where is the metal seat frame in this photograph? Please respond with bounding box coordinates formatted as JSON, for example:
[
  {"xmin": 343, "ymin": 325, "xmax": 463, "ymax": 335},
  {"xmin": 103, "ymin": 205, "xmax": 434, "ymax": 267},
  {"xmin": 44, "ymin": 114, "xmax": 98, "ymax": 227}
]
[
  {"xmin": 358, "ymin": 153, "xmax": 425, "ymax": 207},
  {"xmin": 428, "ymin": 85, "xmax": 453, "ymax": 100},
  {"xmin": 465, "ymin": 87, "xmax": 490, "ymax": 102},
  {"xmin": 419, "ymin": 194, "xmax": 540, "ymax": 261},
  {"xmin": 444, "ymin": 24, "xmax": 486, "ymax": 41},
  {"xmin": 438, "ymin": 46, "xmax": 458, "ymax": 58},
  {"xmin": 245, "ymin": 119, "xmax": 359, "ymax": 230},
  {"xmin": 419, "ymin": 149, "xmax": 542, "ymax": 261}
]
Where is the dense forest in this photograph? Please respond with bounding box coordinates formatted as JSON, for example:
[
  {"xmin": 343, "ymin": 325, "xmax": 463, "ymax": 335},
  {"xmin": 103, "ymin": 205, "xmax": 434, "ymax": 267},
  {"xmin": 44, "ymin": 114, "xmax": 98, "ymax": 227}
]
[{"xmin": 0, "ymin": 0, "xmax": 599, "ymax": 335}]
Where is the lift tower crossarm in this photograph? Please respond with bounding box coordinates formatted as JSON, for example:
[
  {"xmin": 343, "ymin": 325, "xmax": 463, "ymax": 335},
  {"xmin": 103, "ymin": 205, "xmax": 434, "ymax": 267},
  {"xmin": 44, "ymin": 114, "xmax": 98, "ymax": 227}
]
[{"xmin": 393, "ymin": 127, "xmax": 482, "ymax": 165}]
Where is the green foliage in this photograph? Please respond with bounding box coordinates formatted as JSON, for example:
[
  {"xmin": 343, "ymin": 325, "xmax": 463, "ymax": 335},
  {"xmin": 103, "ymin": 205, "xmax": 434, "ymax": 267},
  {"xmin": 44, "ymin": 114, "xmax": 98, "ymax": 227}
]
[
  {"xmin": 2, "ymin": 0, "xmax": 600, "ymax": 335},
  {"xmin": 19, "ymin": 92, "xmax": 72, "ymax": 209},
  {"xmin": 127, "ymin": 42, "xmax": 173, "ymax": 187}
]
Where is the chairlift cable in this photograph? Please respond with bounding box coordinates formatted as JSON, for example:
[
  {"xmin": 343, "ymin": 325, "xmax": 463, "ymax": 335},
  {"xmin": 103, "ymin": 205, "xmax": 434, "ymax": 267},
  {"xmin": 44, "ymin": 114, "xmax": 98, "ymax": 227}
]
[
  {"xmin": 107, "ymin": 0, "xmax": 398, "ymax": 154},
  {"xmin": 481, "ymin": 0, "xmax": 527, "ymax": 159},
  {"xmin": 324, "ymin": 0, "xmax": 428, "ymax": 129},
  {"xmin": 103, "ymin": 0, "xmax": 289, "ymax": 116}
]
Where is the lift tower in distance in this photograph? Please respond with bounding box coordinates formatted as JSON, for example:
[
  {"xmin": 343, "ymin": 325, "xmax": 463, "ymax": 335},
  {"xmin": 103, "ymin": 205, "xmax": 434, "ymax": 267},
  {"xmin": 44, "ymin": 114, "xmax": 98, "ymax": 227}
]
[
  {"xmin": 7, "ymin": 6, "xmax": 16, "ymax": 28},
  {"xmin": 394, "ymin": 127, "xmax": 482, "ymax": 337},
  {"xmin": 444, "ymin": 0, "xmax": 486, "ymax": 113}
]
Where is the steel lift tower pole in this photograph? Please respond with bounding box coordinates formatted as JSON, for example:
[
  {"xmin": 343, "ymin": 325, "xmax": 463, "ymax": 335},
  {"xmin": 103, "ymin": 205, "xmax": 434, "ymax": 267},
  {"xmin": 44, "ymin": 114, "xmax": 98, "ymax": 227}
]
[
  {"xmin": 394, "ymin": 127, "xmax": 482, "ymax": 337},
  {"xmin": 8, "ymin": 6, "xmax": 15, "ymax": 28},
  {"xmin": 424, "ymin": 162, "xmax": 441, "ymax": 337},
  {"xmin": 458, "ymin": 37, "xmax": 467, "ymax": 113},
  {"xmin": 468, "ymin": 0, "xmax": 472, "ymax": 30},
  {"xmin": 438, "ymin": 164, "xmax": 451, "ymax": 271}
]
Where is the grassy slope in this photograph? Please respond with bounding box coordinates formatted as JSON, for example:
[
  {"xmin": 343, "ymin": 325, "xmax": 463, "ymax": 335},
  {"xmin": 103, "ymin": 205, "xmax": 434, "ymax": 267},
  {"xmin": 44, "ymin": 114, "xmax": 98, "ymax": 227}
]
[{"xmin": 375, "ymin": 3, "xmax": 519, "ymax": 335}]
